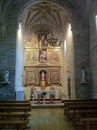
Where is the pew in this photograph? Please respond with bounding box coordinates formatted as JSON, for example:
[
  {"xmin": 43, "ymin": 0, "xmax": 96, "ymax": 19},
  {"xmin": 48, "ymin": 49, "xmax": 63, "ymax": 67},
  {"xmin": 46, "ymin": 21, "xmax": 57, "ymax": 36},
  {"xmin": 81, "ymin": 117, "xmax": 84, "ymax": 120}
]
[
  {"xmin": 0, "ymin": 102, "xmax": 31, "ymax": 107},
  {"xmin": 63, "ymin": 99, "xmax": 97, "ymax": 130},
  {"xmin": 76, "ymin": 117, "xmax": 97, "ymax": 130},
  {"xmin": 0, "ymin": 106, "xmax": 31, "ymax": 113},
  {"xmin": 0, "ymin": 113, "xmax": 30, "ymax": 120},
  {"xmin": 0, "ymin": 100, "xmax": 29, "ymax": 103},
  {"xmin": 64, "ymin": 100, "xmax": 97, "ymax": 119},
  {"xmin": 62, "ymin": 99, "xmax": 97, "ymax": 103},
  {"xmin": 0, "ymin": 121, "xmax": 29, "ymax": 129},
  {"xmin": 0, "ymin": 100, "xmax": 31, "ymax": 129}
]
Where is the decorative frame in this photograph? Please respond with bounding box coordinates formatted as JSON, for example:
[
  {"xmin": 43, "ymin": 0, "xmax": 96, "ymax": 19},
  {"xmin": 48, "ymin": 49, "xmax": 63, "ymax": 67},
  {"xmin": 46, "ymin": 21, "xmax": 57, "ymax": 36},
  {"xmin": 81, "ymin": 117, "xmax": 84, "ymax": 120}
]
[
  {"xmin": 25, "ymin": 38, "xmax": 38, "ymax": 48},
  {"xmin": 39, "ymin": 49, "xmax": 47, "ymax": 63},
  {"xmin": 24, "ymin": 70, "xmax": 36, "ymax": 85},
  {"xmin": 24, "ymin": 48, "xmax": 39, "ymax": 66},
  {"xmin": 48, "ymin": 50, "xmax": 60, "ymax": 64},
  {"xmin": 50, "ymin": 70, "xmax": 60, "ymax": 84}
]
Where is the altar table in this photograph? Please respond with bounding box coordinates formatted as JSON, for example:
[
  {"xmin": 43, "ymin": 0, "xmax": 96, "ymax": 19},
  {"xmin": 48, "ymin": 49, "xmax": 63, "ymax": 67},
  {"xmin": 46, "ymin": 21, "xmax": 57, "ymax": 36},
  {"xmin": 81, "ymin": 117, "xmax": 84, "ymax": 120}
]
[{"xmin": 32, "ymin": 90, "xmax": 56, "ymax": 103}]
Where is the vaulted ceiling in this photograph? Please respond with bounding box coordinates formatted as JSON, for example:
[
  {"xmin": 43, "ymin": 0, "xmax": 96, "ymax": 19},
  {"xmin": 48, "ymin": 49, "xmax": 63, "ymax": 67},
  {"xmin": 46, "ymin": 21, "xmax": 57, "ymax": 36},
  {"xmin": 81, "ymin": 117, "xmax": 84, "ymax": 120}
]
[
  {"xmin": 21, "ymin": 2, "xmax": 68, "ymax": 35},
  {"xmin": 0, "ymin": 0, "xmax": 95, "ymax": 37}
]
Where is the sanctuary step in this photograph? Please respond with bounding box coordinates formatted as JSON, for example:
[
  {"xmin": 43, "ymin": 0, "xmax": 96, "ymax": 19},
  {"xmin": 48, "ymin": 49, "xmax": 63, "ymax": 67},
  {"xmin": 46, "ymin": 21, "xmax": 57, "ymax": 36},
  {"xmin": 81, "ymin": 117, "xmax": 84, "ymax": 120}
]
[
  {"xmin": 30, "ymin": 98, "xmax": 62, "ymax": 104},
  {"xmin": 30, "ymin": 99, "xmax": 64, "ymax": 108},
  {"xmin": 30, "ymin": 102, "xmax": 64, "ymax": 109}
]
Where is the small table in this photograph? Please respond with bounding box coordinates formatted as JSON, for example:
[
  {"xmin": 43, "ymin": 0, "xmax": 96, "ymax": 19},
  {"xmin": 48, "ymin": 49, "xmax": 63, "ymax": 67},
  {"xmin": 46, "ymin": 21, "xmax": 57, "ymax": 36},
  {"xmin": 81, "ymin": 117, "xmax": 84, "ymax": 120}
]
[{"xmin": 33, "ymin": 90, "xmax": 56, "ymax": 104}]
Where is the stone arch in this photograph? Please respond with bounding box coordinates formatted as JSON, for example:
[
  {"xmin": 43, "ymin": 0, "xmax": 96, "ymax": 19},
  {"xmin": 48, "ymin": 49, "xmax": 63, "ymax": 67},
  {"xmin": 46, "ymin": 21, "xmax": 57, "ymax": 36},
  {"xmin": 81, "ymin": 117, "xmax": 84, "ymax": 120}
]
[{"xmin": 6, "ymin": 0, "xmax": 90, "ymax": 99}]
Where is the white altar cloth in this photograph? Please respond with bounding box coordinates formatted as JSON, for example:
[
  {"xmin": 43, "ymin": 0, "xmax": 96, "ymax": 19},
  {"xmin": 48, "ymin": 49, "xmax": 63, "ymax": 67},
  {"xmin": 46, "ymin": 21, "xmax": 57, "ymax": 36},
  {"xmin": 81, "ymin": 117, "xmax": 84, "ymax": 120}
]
[{"xmin": 32, "ymin": 90, "xmax": 56, "ymax": 100}]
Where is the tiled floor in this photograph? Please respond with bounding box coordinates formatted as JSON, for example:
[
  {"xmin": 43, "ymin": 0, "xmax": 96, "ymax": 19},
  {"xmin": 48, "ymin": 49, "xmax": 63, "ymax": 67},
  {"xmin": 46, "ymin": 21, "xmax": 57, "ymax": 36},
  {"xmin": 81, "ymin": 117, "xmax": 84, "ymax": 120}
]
[{"xmin": 29, "ymin": 108, "xmax": 75, "ymax": 130}]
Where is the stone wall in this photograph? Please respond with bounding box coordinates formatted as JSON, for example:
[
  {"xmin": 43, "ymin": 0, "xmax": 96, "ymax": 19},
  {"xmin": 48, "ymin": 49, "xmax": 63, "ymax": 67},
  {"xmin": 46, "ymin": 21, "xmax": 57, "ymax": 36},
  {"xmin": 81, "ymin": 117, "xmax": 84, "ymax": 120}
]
[
  {"xmin": 89, "ymin": 1, "xmax": 97, "ymax": 98},
  {"xmin": 0, "ymin": 3, "xmax": 18, "ymax": 100},
  {"xmin": 72, "ymin": 15, "xmax": 91, "ymax": 99}
]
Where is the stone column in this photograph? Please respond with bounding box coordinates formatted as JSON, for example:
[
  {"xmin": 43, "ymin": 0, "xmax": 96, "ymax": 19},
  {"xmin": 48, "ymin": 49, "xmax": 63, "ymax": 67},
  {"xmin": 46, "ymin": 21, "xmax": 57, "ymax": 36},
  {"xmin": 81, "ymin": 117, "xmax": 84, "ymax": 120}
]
[{"xmin": 15, "ymin": 21, "xmax": 24, "ymax": 100}]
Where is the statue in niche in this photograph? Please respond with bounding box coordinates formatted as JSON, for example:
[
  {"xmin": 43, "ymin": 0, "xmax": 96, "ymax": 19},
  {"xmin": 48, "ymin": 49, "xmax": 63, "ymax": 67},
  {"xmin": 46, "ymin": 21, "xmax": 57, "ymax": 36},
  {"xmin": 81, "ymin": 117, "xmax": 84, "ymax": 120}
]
[
  {"xmin": 78, "ymin": 61, "xmax": 88, "ymax": 84},
  {"xmin": 40, "ymin": 71, "xmax": 46, "ymax": 81},
  {"xmin": 81, "ymin": 69, "xmax": 86, "ymax": 82},
  {"xmin": 40, "ymin": 70, "xmax": 47, "ymax": 90},
  {"xmin": 4, "ymin": 71, "xmax": 9, "ymax": 82}
]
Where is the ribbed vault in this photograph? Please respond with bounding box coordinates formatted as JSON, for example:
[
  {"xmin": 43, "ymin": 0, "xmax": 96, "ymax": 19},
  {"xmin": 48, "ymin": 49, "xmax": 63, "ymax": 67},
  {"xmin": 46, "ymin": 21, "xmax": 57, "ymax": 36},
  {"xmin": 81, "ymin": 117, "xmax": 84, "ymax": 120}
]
[{"xmin": 0, "ymin": 0, "xmax": 94, "ymax": 32}]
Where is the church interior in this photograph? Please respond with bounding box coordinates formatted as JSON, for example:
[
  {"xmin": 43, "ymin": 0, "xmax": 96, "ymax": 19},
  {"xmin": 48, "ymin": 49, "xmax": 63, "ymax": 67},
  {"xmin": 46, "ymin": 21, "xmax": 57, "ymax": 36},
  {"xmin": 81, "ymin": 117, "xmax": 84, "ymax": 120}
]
[
  {"xmin": 0, "ymin": 0, "xmax": 97, "ymax": 129},
  {"xmin": 19, "ymin": 1, "xmax": 75, "ymax": 102}
]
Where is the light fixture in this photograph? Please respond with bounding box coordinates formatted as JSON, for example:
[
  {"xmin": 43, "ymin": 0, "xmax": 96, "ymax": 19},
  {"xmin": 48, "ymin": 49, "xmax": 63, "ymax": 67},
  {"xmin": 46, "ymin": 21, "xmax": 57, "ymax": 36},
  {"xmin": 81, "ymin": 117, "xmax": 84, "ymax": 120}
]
[
  {"xmin": 38, "ymin": 3, "xmax": 62, "ymax": 47},
  {"xmin": 47, "ymin": 33, "xmax": 58, "ymax": 46}
]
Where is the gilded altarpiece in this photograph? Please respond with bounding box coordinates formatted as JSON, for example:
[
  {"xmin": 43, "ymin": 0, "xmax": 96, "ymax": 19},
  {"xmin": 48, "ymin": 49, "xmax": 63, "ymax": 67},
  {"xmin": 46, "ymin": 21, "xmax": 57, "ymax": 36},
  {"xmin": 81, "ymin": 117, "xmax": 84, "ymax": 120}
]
[
  {"xmin": 24, "ymin": 66, "xmax": 61, "ymax": 86},
  {"xmin": 23, "ymin": 36, "xmax": 62, "ymax": 86}
]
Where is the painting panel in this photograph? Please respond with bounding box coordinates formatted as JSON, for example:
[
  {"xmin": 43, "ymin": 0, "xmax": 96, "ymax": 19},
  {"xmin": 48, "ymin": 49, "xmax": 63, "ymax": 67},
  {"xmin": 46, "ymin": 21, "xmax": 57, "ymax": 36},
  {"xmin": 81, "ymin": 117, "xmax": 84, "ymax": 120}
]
[
  {"xmin": 50, "ymin": 70, "xmax": 60, "ymax": 84},
  {"xmin": 25, "ymin": 36, "xmax": 38, "ymax": 48},
  {"xmin": 39, "ymin": 49, "xmax": 47, "ymax": 63},
  {"xmin": 26, "ymin": 71, "xmax": 36, "ymax": 84},
  {"xmin": 48, "ymin": 50, "xmax": 60, "ymax": 64},
  {"xmin": 24, "ymin": 49, "xmax": 38, "ymax": 66}
]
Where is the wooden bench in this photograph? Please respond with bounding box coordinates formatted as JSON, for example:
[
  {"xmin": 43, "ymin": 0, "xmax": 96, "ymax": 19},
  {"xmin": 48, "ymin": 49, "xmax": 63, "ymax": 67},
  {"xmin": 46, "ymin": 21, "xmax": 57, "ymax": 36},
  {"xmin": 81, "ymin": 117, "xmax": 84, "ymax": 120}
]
[
  {"xmin": 0, "ymin": 120, "xmax": 29, "ymax": 129},
  {"xmin": 0, "ymin": 100, "xmax": 29, "ymax": 103},
  {"xmin": 63, "ymin": 99, "xmax": 97, "ymax": 130},
  {"xmin": 0, "ymin": 113, "xmax": 30, "ymax": 120},
  {"xmin": 0, "ymin": 102, "xmax": 31, "ymax": 107},
  {"xmin": 0, "ymin": 100, "xmax": 31, "ymax": 112},
  {"xmin": 0, "ymin": 113, "xmax": 30, "ymax": 129},
  {"xmin": 0, "ymin": 101, "xmax": 31, "ymax": 129},
  {"xmin": 64, "ymin": 100, "xmax": 97, "ymax": 110},
  {"xmin": 0, "ymin": 106, "xmax": 31, "ymax": 113},
  {"xmin": 76, "ymin": 117, "xmax": 97, "ymax": 130},
  {"xmin": 64, "ymin": 100, "xmax": 97, "ymax": 119}
]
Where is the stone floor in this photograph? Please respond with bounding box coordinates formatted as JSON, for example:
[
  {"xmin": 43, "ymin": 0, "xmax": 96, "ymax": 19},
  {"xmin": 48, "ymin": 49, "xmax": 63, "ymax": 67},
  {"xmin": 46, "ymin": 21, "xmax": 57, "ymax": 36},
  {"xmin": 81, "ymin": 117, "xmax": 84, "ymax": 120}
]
[{"xmin": 29, "ymin": 108, "xmax": 75, "ymax": 130}]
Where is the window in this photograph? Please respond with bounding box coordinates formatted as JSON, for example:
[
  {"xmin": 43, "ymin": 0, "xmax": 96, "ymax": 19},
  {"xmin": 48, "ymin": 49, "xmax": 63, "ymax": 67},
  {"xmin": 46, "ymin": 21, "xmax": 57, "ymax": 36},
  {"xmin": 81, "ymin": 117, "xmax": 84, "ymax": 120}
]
[
  {"xmin": 95, "ymin": 15, "xmax": 97, "ymax": 30},
  {"xmin": 64, "ymin": 40, "xmax": 67, "ymax": 54}
]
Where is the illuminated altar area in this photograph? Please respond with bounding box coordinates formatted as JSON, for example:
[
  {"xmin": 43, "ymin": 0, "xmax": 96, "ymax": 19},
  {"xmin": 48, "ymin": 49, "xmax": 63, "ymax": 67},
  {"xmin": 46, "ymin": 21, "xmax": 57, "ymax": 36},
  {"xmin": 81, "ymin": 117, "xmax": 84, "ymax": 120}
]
[{"xmin": 23, "ymin": 32, "xmax": 65, "ymax": 101}]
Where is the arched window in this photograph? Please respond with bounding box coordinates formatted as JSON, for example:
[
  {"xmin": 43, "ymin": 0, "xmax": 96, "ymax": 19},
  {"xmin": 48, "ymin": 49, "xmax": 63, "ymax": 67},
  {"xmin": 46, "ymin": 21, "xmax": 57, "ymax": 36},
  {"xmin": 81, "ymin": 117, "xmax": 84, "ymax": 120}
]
[
  {"xmin": 95, "ymin": 15, "xmax": 97, "ymax": 30},
  {"xmin": 64, "ymin": 40, "xmax": 67, "ymax": 54}
]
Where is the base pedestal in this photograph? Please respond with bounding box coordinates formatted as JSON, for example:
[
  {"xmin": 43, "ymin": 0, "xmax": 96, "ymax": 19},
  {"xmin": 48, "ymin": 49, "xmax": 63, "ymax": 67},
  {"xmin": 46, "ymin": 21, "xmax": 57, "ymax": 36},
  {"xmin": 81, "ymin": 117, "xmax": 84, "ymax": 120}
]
[
  {"xmin": 40, "ymin": 80, "xmax": 46, "ymax": 90},
  {"xmin": 80, "ymin": 81, "xmax": 88, "ymax": 85},
  {"xmin": 0, "ymin": 81, "xmax": 10, "ymax": 86}
]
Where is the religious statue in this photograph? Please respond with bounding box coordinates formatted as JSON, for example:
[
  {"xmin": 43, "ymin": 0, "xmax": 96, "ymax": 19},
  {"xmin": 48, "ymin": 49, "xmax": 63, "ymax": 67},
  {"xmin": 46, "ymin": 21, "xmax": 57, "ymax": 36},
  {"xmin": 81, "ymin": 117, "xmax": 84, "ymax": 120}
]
[
  {"xmin": 40, "ymin": 50, "xmax": 47, "ymax": 62},
  {"xmin": 81, "ymin": 69, "xmax": 86, "ymax": 82},
  {"xmin": 39, "ymin": 40, "xmax": 42, "ymax": 47},
  {"xmin": 4, "ymin": 71, "xmax": 9, "ymax": 82},
  {"xmin": 40, "ymin": 70, "xmax": 46, "ymax": 90},
  {"xmin": 41, "ymin": 71, "xmax": 46, "ymax": 80}
]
